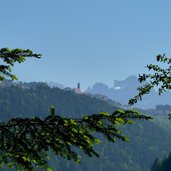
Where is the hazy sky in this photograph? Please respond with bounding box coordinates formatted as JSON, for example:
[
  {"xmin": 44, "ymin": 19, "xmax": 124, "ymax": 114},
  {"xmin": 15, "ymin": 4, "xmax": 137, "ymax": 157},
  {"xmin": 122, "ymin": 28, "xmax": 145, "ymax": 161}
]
[{"xmin": 1, "ymin": 0, "xmax": 171, "ymax": 89}]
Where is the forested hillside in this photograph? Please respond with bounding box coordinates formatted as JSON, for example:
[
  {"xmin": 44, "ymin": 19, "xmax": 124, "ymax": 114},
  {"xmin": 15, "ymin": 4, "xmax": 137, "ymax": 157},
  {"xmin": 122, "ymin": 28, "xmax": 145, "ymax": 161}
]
[
  {"xmin": 0, "ymin": 82, "xmax": 117, "ymax": 120},
  {"xmin": 0, "ymin": 82, "xmax": 171, "ymax": 171}
]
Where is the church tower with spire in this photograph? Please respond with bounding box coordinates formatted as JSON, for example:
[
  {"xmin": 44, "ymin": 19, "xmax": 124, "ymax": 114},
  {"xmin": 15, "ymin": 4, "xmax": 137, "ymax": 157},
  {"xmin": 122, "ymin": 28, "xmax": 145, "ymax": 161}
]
[
  {"xmin": 77, "ymin": 82, "xmax": 80, "ymax": 89},
  {"xmin": 74, "ymin": 82, "xmax": 81, "ymax": 94}
]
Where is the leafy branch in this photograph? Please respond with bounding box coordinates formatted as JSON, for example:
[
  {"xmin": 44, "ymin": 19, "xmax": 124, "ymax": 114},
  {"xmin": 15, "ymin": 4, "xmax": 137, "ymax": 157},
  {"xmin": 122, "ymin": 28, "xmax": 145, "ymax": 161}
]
[
  {"xmin": 129, "ymin": 54, "xmax": 171, "ymax": 105},
  {"xmin": 0, "ymin": 48, "xmax": 41, "ymax": 81},
  {"xmin": 0, "ymin": 108, "xmax": 151, "ymax": 170}
]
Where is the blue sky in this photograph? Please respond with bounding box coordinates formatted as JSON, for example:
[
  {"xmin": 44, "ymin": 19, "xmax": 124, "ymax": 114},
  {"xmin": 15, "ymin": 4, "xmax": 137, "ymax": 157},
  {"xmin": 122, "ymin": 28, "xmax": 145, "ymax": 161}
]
[{"xmin": 1, "ymin": 0, "xmax": 171, "ymax": 89}]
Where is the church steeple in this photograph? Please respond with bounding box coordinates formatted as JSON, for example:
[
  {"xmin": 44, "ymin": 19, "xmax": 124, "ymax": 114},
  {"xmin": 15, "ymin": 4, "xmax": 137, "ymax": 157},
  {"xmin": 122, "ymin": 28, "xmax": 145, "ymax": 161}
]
[
  {"xmin": 77, "ymin": 82, "xmax": 80, "ymax": 89},
  {"xmin": 74, "ymin": 82, "xmax": 81, "ymax": 94}
]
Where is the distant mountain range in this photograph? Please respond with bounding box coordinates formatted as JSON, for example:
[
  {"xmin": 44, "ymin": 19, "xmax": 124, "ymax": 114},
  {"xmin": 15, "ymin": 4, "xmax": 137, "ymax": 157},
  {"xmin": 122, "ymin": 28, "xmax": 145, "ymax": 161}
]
[{"xmin": 86, "ymin": 75, "xmax": 171, "ymax": 109}]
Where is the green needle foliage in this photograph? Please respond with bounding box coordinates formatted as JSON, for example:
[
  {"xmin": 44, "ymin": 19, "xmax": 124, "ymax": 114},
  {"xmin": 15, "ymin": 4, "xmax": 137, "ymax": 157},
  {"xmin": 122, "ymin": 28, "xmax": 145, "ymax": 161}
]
[
  {"xmin": 0, "ymin": 47, "xmax": 151, "ymax": 171},
  {"xmin": 129, "ymin": 54, "xmax": 171, "ymax": 106},
  {"xmin": 0, "ymin": 48, "xmax": 41, "ymax": 81},
  {"xmin": 0, "ymin": 108, "xmax": 151, "ymax": 171}
]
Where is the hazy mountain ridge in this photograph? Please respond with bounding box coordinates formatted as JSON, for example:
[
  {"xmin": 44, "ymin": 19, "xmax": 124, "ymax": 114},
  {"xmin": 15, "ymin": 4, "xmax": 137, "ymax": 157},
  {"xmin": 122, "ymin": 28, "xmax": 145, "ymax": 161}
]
[
  {"xmin": 87, "ymin": 75, "xmax": 171, "ymax": 109},
  {"xmin": 45, "ymin": 81, "xmax": 65, "ymax": 89}
]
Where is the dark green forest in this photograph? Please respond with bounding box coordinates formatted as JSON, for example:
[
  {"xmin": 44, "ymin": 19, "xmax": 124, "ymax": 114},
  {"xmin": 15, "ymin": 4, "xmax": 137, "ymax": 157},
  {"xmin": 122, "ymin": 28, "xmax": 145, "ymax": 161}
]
[{"xmin": 0, "ymin": 81, "xmax": 171, "ymax": 171}]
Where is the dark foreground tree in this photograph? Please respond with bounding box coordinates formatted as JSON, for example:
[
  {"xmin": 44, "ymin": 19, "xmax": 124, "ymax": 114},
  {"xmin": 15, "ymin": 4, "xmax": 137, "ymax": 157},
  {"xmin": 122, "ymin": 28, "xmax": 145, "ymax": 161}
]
[
  {"xmin": 0, "ymin": 48, "xmax": 151, "ymax": 171},
  {"xmin": 151, "ymin": 158, "xmax": 161, "ymax": 171},
  {"xmin": 151, "ymin": 154, "xmax": 171, "ymax": 171}
]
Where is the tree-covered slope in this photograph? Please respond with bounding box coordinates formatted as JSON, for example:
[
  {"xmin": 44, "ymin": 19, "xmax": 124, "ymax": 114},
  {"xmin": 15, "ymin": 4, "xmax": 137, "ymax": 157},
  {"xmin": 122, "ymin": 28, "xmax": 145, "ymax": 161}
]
[
  {"xmin": 0, "ymin": 82, "xmax": 171, "ymax": 171},
  {"xmin": 0, "ymin": 82, "xmax": 117, "ymax": 120},
  {"xmin": 48, "ymin": 119, "xmax": 171, "ymax": 171}
]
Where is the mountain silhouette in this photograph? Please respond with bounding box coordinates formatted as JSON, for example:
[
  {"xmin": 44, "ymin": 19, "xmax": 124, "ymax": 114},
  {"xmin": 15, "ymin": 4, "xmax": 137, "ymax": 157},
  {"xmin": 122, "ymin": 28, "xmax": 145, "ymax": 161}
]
[{"xmin": 87, "ymin": 75, "xmax": 171, "ymax": 109}]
